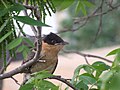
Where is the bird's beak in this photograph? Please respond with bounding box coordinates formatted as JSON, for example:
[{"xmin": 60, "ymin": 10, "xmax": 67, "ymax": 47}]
[
  {"xmin": 61, "ymin": 41, "xmax": 69, "ymax": 45},
  {"xmin": 55, "ymin": 41, "xmax": 69, "ymax": 45}
]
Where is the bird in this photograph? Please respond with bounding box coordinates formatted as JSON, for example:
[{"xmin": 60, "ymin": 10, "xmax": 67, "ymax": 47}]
[{"xmin": 23, "ymin": 32, "xmax": 68, "ymax": 76}]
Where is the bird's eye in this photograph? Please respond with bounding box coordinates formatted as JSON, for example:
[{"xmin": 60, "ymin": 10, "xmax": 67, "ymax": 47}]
[{"xmin": 51, "ymin": 40, "xmax": 56, "ymax": 43}]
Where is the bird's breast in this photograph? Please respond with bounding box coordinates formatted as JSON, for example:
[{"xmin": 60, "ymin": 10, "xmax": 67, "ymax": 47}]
[
  {"xmin": 30, "ymin": 57, "xmax": 58, "ymax": 73},
  {"xmin": 30, "ymin": 49, "xmax": 58, "ymax": 73},
  {"xmin": 29, "ymin": 42, "xmax": 60, "ymax": 73}
]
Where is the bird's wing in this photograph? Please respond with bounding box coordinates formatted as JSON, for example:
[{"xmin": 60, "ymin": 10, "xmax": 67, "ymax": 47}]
[{"xmin": 51, "ymin": 59, "xmax": 58, "ymax": 74}]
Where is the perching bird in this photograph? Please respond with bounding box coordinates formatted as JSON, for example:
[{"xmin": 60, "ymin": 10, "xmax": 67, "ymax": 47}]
[{"xmin": 23, "ymin": 32, "xmax": 68, "ymax": 75}]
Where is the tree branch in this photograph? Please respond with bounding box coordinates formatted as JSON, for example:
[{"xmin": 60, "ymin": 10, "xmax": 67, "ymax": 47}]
[
  {"xmin": 84, "ymin": 56, "xmax": 90, "ymax": 65},
  {"xmin": 74, "ymin": 3, "xmax": 120, "ymax": 24},
  {"xmin": 0, "ymin": 55, "xmax": 43, "ymax": 80},
  {"xmin": 34, "ymin": 7, "xmax": 42, "ymax": 58},
  {"xmin": 23, "ymin": 1, "xmax": 37, "ymax": 36},
  {"xmin": 49, "ymin": 76, "xmax": 78, "ymax": 90},
  {"xmin": 0, "ymin": 57, "xmax": 12, "ymax": 74},
  {"xmin": 63, "ymin": 50, "xmax": 112, "ymax": 63},
  {"xmin": 93, "ymin": 0, "xmax": 104, "ymax": 42}
]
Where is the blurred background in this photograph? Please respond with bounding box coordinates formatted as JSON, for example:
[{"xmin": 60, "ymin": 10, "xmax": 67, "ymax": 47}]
[{"xmin": 59, "ymin": 0, "xmax": 120, "ymax": 51}]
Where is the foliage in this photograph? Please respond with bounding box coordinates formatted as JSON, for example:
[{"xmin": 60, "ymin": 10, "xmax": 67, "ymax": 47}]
[
  {"xmin": 70, "ymin": 48, "xmax": 120, "ymax": 90},
  {"xmin": 0, "ymin": 0, "xmax": 54, "ymax": 66},
  {"xmin": 71, "ymin": 62, "xmax": 110, "ymax": 90},
  {"xmin": 19, "ymin": 71, "xmax": 59, "ymax": 90}
]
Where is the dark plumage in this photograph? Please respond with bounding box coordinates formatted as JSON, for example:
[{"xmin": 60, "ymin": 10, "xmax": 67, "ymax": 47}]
[{"xmin": 43, "ymin": 32, "xmax": 66, "ymax": 45}]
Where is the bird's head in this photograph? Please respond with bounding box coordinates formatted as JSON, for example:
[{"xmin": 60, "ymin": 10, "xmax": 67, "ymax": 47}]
[{"xmin": 42, "ymin": 32, "xmax": 68, "ymax": 52}]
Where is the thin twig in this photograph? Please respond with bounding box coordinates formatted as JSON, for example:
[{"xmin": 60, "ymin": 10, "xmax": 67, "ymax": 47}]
[
  {"xmin": 73, "ymin": 4, "xmax": 102, "ymax": 25},
  {"xmin": 63, "ymin": 50, "xmax": 112, "ymax": 63},
  {"xmin": 11, "ymin": 76, "xmax": 20, "ymax": 86},
  {"xmin": 93, "ymin": 0, "xmax": 104, "ymax": 42},
  {"xmin": 23, "ymin": 10, "xmax": 37, "ymax": 36},
  {"xmin": 34, "ymin": 7, "xmax": 42, "ymax": 58},
  {"xmin": 0, "ymin": 57, "xmax": 12, "ymax": 74},
  {"xmin": 49, "ymin": 76, "xmax": 78, "ymax": 90},
  {"xmin": 84, "ymin": 56, "xmax": 90, "ymax": 65},
  {"xmin": 23, "ymin": 5, "xmax": 38, "ymax": 10},
  {"xmin": 57, "ymin": 19, "xmax": 88, "ymax": 34},
  {"xmin": 57, "ymin": 14, "xmax": 92, "ymax": 34},
  {"xmin": 24, "ymin": 1, "xmax": 37, "ymax": 36},
  {"xmin": 74, "ymin": 3, "xmax": 120, "ymax": 23},
  {"xmin": 105, "ymin": 0, "xmax": 114, "ymax": 9}
]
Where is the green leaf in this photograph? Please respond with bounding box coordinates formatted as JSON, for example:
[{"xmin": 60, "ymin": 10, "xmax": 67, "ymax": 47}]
[
  {"xmin": 72, "ymin": 65, "xmax": 94, "ymax": 84},
  {"xmin": 0, "ymin": 8, "xmax": 8, "ymax": 17},
  {"xmin": 52, "ymin": 0, "xmax": 61, "ymax": 8},
  {"xmin": 31, "ymin": 71, "xmax": 53, "ymax": 79},
  {"xmin": 17, "ymin": 45, "xmax": 30, "ymax": 59},
  {"xmin": 71, "ymin": 65, "xmax": 84, "ymax": 84},
  {"xmin": 52, "ymin": 0, "xmax": 74, "ymax": 11},
  {"xmin": 82, "ymin": 0, "xmax": 95, "ymax": 14},
  {"xmin": 75, "ymin": 1, "xmax": 87, "ymax": 16},
  {"xmin": 22, "ymin": 46, "xmax": 30, "ymax": 59},
  {"xmin": 74, "ymin": 65, "xmax": 84, "ymax": 75},
  {"xmin": 83, "ymin": 65, "xmax": 95, "ymax": 74},
  {"xmin": 7, "ymin": 37, "xmax": 23, "ymax": 50},
  {"xmin": 100, "ymin": 70, "xmax": 114, "ymax": 90},
  {"xmin": 26, "ymin": 72, "xmax": 58, "ymax": 90},
  {"xmin": 37, "ymin": 80, "xmax": 59, "ymax": 90},
  {"xmin": 17, "ymin": 45, "xmax": 24, "ymax": 52},
  {"xmin": 9, "ymin": 3, "xmax": 26, "ymax": 12},
  {"xmin": 13, "ymin": 16, "xmax": 50, "ymax": 27},
  {"xmin": 79, "ymin": 73, "xmax": 97, "ymax": 85},
  {"xmin": 112, "ymin": 50, "xmax": 120, "ymax": 68},
  {"xmin": 96, "ymin": 71, "xmax": 103, "ymax": 79},
  {"xmin": 0, "ymin": 4, "xmax": 26, "ymax": 17},
  {"xmin": 0, "ymin": 31, "xmax": 13, "ymax": 43},
  {"xmin": 75, "ymin": 1, "xmax": 81, "ymax": 15},
  {"xmin": 92, "ymin": 61, "xmax": 110, "ymax": 71},
  {"xmin": 106, "ymin": 48, "xmax": 120, "ymax": 56},
  {"xmin": 83, "ymin": 1, "xmax": 94, "ymax": 7},
  {"xmin": 92, "ymin": 61, "xmax": 110, "ymax": 78},
  {"xmin": 108, "ymin": 69, "xmax": 120, "ymax": 90},
  {"xmin": 23, "ymin": 38, "xmax": 34, "ymax": 47},
  {"xmin": 25, "ymin": 77, "xmax": 35, "ymax": 84},
  {"xmin": 80, "ymin": 2, "xmax": 87, "ymax": 15},
  {"xmin": 22, "ymin": 50, "xmax": 28, "ymax": 59},
  {"xmin": 100, "ymin": 66, "xmax": 120, "ymax": 90},
  {"xmin": 19, "ymin": 83, "xmax": 34, "ymax": 90},
  {"xmin": 26, "ymin": 71, "xmax": 53, "ymax": 84},
  {"xmin": 0, "ymin": 18, "xmax": 10, "ymax": 33},
  {"xmin": 75, "ymin": 81, "xmax": 88, "ymax": 90}
]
